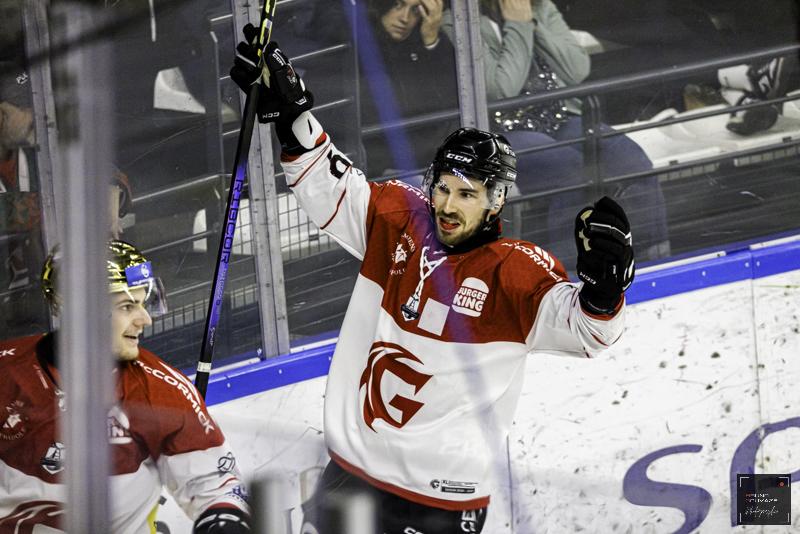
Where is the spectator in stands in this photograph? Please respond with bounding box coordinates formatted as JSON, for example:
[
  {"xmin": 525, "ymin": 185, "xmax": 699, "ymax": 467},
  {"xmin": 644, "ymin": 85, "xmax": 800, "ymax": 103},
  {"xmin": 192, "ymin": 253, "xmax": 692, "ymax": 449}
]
[
  {"xmin": 0, "ymin": 90, "xmax": 37, "ymax": 295},
  {"xmin": 355, "ymin": 0, "xmax": 461, "ymax": 178},
  {"xmin": 442, "ymin": 0, "xmax": 670, "ymax": 262},
  {"xmin": 0, "ymin": 0, "xmax": 45, "ymax": 327}
]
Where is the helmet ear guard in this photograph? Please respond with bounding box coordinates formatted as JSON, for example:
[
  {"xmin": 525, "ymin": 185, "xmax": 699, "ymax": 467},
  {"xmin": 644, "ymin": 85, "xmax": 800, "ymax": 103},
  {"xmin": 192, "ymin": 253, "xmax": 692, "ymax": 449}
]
[{"xmin": 489, "ymin": 183, "xmax": 507, "ymax": 212}]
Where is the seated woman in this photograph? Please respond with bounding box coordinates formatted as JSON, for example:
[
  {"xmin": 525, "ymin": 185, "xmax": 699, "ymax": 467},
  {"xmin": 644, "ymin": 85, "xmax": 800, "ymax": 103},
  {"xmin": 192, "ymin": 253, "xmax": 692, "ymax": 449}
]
[
  {"xmin": 442, "ymin": 0, "xmax": 670, "ymax": 262},
  {"xmin": 354, "ymin": 0, "xmax": 461, "ymax": 178}
]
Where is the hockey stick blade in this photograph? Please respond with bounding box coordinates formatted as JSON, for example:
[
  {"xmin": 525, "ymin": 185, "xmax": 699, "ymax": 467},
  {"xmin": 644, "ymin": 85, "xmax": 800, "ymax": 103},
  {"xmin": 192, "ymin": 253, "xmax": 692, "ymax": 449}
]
[{"xmin": 195, "ymin": 0, "xmax": 278, "ymax": 399}]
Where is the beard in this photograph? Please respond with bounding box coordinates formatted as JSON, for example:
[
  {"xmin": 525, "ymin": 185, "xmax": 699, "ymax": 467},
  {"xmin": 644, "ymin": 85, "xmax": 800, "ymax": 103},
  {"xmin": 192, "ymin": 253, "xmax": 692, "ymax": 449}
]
[{"xmin": 434, "ymin": 210, "xmax": 483, "ymax": 246}]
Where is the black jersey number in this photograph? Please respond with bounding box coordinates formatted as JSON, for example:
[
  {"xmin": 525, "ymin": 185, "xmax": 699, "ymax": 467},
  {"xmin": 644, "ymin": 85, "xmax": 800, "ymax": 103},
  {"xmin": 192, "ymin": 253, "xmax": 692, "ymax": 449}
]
[{"xmin": 327, "ymin": 152, "xmax": 352, "ymax": 180}]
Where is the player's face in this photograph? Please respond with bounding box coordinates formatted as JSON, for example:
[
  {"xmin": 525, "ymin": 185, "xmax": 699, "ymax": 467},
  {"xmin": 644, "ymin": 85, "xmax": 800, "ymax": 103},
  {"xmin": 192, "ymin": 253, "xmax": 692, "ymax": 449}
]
[
  {"xmin": 110, "ymin": 287, "xmax": 152, "ymax": 361},
  {"xmin": 381, "ymin": 0, "xmax": 422, "ymax": 42},
  {"xmin": 432, "ymin": 173, "xmax": 498, "ymax": 247}
]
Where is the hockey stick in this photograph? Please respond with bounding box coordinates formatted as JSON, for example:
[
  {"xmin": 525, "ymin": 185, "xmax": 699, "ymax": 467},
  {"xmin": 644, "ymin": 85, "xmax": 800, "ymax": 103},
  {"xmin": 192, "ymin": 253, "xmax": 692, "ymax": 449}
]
[{"xmin": 195, "ymin": 0, "xmax": 278, "ymax": 399}]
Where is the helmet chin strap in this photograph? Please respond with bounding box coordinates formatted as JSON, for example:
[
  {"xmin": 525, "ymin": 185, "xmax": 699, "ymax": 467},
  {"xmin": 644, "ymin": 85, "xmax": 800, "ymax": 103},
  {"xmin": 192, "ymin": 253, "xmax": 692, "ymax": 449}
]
[{"xmin": 482, "ymin": 208, "xmax": 493, "ymax": 227}]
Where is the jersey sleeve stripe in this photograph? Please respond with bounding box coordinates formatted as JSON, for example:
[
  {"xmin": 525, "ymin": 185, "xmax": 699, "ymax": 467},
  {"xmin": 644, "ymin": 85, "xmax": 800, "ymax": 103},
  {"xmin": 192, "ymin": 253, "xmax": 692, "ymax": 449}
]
[
  {"xmin": 319, "ymin": 187, "xmax": 349, "ymax": 231},
  {"xmin": 287, "ymin": 143, "xmax": 331, "ymax": 188},
  {"xmin": 590, "ymin": 332, "xmax": 609, "ymax": 347}
]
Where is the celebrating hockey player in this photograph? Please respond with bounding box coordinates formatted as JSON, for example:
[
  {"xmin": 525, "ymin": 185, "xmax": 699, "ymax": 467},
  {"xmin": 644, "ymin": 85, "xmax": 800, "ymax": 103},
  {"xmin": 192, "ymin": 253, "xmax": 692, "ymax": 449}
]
[
  {"xmin": 0, "ymin": 240, "xmax": 250, "ymax": 534},
  {"xmin": 231, "ymin": 27, "xmax": 634, "ymax": 533}
]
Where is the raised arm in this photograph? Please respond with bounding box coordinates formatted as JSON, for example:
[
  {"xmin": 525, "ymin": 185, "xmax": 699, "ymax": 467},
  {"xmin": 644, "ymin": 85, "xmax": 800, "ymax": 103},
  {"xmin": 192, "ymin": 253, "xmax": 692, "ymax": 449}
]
[
  {"xmin": 523, "ymin": 197, "xmax": 635, "ymax": 356},
  {"xmin": 281, "ymin": 139, "xmax": 372, "ymax": 259},
  {"xmin": 231, "ymin": 28, "xmax": 375, "ymax": 258}
]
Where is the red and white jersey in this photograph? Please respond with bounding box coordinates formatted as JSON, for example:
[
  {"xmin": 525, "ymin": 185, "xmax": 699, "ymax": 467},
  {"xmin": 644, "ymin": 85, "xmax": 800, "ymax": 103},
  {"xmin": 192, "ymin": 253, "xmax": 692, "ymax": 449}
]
[
  {"xmin": 282, "ymin": 134, "xmax": 625, "ymax": 510},
  {"xmin": 0, "ymin": 334, "xmax": 248, "ymax": 533}
]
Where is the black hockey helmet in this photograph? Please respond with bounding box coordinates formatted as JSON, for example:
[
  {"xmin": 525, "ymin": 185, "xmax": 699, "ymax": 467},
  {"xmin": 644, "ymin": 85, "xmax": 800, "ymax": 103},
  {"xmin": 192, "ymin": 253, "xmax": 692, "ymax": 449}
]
[
  {"xmin": 423, "ymin": 128, "xmax": 517, "ymax": 212},
  {"xmin": 424, "ymin": 127, "xmax": 517, "ymax": 186}
]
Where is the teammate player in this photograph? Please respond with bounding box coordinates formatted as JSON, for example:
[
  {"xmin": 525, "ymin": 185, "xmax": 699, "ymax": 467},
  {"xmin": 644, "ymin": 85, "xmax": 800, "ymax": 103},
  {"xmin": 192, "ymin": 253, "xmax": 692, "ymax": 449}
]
[
  {"xmin": 0, "ymin": 240, "xmax": 250, "ymax": 533},
  {"xmin": 232, "ymin": 29, "xmax": 634, "ymax": 533}
]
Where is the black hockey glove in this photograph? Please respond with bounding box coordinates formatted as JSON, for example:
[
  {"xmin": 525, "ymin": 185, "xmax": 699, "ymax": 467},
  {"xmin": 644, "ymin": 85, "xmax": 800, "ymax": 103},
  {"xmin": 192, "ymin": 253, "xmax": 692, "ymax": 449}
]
[
  {"xmin": 574, "ymin": 196, "xmax": 635, "ymax": 315},
  {"xmin": 193, "ymin": 506, "xmax": 250, "ymax": 534},
  {"xmin": 230, "ymin": 25, "xmax": 314, "ymax": 152}
]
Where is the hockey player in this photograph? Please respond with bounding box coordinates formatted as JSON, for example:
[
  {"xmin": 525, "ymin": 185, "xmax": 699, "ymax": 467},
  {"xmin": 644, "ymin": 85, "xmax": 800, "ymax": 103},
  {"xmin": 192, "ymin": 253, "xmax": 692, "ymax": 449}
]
[
  {"xmin": 0, "ymin": 240, "xmax": 250, "ymax": 533},
  {"xmin": 232, "ymin": 30, "xmax": 634, "ymax": 533}
]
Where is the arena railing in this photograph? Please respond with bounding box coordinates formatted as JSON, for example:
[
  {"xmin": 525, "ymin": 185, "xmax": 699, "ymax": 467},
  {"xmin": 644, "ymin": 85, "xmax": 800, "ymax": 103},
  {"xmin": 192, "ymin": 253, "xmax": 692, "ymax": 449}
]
[{"xmin": 362, "ymin": 42, "xmax": 800, "ymax": 183}]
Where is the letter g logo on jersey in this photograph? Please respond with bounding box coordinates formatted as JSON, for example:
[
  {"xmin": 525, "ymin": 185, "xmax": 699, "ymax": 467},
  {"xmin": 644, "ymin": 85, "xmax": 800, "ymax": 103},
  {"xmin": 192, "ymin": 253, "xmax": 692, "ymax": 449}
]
[{"xmin": 359, "ymin": 342, "xmax": 432, "ymax": 431}]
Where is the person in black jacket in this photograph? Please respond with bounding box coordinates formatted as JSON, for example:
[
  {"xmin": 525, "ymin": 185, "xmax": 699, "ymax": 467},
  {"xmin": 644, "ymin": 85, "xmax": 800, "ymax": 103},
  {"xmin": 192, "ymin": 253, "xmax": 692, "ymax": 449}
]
[{"xmin": 356, "ymin": 0, "xmax": 460, "ymax": 178}]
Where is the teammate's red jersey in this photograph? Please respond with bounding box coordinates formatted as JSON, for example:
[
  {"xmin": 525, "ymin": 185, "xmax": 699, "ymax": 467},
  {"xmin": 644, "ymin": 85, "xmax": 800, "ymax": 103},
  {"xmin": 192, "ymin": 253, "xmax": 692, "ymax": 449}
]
[{"xmin": 0, "ymin": 333, "xmax": 248, "ymax": 533}]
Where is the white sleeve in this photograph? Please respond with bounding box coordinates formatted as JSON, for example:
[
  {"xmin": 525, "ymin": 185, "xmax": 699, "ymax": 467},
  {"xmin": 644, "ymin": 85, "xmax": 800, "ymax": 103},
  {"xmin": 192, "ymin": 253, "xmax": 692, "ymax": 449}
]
[
  {"xmin": 157, "ymin": 443, "xmax": 249, "ymax": 520},
  {"xmin": 527, "ymin": 281, "xmax": 625, "ymax": 358},
  {"xmin": 280, "ymin": 130, "xmax": 372, "ymax": 260}
]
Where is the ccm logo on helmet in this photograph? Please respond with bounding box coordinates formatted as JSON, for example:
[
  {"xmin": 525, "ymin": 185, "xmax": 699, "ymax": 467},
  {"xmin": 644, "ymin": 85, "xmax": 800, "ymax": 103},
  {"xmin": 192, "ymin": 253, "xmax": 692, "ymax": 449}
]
[{"xmin": 445, "ymin": 152, "xmax": 473, "ymax": 163}]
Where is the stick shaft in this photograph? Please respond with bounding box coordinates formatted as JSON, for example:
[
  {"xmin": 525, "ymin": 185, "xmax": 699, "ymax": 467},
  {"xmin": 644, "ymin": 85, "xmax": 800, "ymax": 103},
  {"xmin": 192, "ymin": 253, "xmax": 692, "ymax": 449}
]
[{"xmin": 195, "ymin": 0, "xmax": 277, "ymax": 399}]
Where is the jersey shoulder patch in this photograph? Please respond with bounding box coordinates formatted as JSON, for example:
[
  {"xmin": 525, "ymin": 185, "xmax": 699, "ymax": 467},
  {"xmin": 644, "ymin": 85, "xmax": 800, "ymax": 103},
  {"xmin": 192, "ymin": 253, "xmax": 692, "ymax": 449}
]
[
  {"xmin": 376, "ymin": 180, "xmax": 430, "ymax": 213},
  {"xmin": 130, "ymin": 351, "xmax": 203, "ymax": 406},
  {"xmin": 496, "ymin": 239, "xmax": 567, "ymax": 284},
  {"xmin": 126, "ymin": 351, "xmax": 218, "ymax": 438},
  {"xmin": 368, "ymin": 180, "xmax": 430, "ymax": 234}
]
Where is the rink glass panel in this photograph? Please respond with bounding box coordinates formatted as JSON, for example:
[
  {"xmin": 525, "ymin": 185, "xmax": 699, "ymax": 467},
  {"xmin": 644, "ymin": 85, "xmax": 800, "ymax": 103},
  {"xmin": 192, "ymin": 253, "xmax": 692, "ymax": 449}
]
[
  {"xmin": 102, "ymin": 1, "xmax": 265, "ymax": 369},
  {"xmin": 0, "ymin": 2, "xmax": 49, "ymax": 339},
  {"xmin": 269, "ymin": 0, "xmax": 463, "ymax": 342},
  {"xmin": 480, "ymin": 0, "xmax": 800, "ymax": 274},
  {"xmin": 2, "ymin": 0, "xmax": 800, "ymax": 369}
]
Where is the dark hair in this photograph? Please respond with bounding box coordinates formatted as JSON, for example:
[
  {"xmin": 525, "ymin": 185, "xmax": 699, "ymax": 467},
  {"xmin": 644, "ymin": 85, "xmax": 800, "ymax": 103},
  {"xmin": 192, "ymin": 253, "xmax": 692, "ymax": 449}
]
[
  {"xmin": 367, "ymin": 0, "xmax": 454, "ymax": 25},
  {"xmin": 366, "ymin": 0, "xmax": 400, "ymax": 23}
]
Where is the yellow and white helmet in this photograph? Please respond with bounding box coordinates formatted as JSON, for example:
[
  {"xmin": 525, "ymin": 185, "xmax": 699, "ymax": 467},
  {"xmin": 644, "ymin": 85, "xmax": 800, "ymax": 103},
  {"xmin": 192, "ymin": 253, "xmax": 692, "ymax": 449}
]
[{"xmin": 42, "ymin": 240, "xmax": 167, "ymax": 316}]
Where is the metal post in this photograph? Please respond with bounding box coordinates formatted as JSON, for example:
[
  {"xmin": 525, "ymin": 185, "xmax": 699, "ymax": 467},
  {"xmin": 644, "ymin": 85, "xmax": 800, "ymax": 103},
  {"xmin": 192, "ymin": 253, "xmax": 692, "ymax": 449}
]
[
  {"xmin": 21, "ymin": 0, "xmax": 62, "ymax": 260},
  {"xmin": 50, "ymin": 1, "xmax": 114, "ymax": 531},
  {"xmin": 349, "ymin": 0, "xmax": 366, "ymax": 170},
  {"xmin": 451, "ymin": 0, "xmax": 489, "ymax": 130},
  {"xmin": 230, "ymin": 0, "xmax": 290, "ymax": 358},
  {"xmin": 581, "ymin": 94, "xmax": 603, "ymax": 199},
  {"xmin": 340, "ymin": 492, "xmax": 377, "ymax": 534},
  {"xmin": 250, "ymin": 477, "xmax": 289, "ymax": 534}
]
